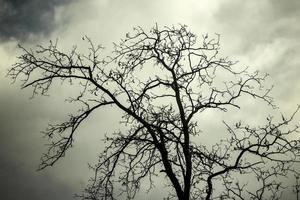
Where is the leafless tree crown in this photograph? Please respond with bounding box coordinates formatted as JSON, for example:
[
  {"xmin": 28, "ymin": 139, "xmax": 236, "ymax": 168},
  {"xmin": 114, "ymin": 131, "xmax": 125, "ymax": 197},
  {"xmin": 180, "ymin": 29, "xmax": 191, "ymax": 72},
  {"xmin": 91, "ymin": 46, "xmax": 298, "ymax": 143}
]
[{"xmin": 8, "ymin": 25, "xmax": 300, "ymax": 200}]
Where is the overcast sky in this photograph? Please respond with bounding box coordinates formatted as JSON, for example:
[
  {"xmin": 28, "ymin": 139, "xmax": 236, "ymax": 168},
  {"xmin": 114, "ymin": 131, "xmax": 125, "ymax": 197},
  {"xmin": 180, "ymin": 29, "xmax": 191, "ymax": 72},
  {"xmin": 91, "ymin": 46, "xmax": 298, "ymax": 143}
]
[{"xmin": 0, "ymin": 0, "xmax": 300, "ymax": 199}]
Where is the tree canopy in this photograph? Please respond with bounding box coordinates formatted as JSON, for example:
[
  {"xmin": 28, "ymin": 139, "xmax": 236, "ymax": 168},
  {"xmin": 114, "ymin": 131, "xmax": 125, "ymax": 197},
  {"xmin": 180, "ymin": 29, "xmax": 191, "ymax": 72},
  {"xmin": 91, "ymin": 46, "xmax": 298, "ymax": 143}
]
[{"xmin": 8, "ymin": 24, "xmax": 300, "ymax": 200}]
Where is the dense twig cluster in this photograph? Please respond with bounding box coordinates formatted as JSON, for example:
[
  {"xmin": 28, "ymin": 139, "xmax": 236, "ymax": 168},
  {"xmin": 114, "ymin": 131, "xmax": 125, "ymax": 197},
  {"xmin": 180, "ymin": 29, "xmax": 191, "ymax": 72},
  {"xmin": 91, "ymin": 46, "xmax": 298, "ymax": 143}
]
[{"xmin": 8, "ymin": 25, "xmax": 300, "ymax": 200}]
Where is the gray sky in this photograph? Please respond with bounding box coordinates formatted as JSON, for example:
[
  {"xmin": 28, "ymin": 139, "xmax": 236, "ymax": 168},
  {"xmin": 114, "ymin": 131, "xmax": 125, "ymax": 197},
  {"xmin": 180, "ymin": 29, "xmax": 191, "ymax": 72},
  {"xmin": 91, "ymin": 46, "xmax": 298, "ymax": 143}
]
[{"xmin": 0, "ymin": 0, "xmax": 300, "ymax": 199}]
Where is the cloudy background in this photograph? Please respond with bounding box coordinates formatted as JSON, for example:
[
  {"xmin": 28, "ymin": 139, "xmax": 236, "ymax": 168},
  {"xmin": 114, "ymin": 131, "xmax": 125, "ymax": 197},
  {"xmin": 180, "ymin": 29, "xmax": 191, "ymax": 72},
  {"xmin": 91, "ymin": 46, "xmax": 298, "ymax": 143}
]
[{"xmin": 0, "ymin": 0, "xmax": 299, "ymax": 199}]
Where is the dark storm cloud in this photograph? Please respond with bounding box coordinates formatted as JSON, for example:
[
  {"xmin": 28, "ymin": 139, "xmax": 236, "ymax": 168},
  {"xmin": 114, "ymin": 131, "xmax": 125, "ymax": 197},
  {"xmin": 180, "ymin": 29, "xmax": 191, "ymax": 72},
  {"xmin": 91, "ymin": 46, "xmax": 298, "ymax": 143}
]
[
  {"xmin": 0, "ymin": 0, "xmax": 73, "ymax": 42},
  {"xmin": 0, "ymin": 87, "xmax": 75, "ymax": 200},
  {"xmin": 0, "ymin": 155, "xmax": 74, "ymax": 200}
]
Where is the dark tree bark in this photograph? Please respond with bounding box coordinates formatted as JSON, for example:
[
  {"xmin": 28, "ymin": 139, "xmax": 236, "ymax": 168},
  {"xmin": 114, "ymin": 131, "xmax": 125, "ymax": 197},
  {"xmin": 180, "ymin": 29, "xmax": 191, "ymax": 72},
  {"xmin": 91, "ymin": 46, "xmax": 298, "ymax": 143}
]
[{"xmin": 8, "ymin": 24, "xmax": 300, "ymax": 200}]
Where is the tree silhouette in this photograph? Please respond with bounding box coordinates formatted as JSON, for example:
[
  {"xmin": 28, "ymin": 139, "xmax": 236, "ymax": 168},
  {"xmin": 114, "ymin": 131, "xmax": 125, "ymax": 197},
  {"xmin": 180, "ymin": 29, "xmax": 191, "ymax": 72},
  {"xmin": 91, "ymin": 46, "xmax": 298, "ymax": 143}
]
[{"xmin": 8, "ymin": 25, "xmax": 300, "ymax": 200}]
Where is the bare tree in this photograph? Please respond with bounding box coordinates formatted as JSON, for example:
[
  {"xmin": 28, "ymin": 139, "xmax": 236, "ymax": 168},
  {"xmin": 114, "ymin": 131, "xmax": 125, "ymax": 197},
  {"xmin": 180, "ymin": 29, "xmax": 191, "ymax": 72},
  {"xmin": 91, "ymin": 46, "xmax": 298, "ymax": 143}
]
[{"xmin": 8, "ymin": 25, "xmax": 300, "ymax": 200}]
